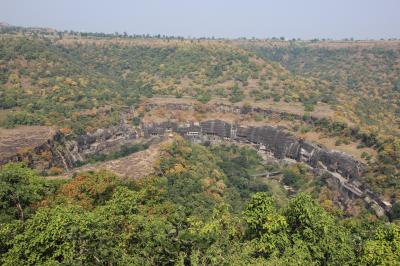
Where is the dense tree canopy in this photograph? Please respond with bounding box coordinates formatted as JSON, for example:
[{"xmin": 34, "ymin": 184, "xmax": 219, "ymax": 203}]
[{"xmin": 0, "ymin": 140, "xmax": 399, "ymax": 265}]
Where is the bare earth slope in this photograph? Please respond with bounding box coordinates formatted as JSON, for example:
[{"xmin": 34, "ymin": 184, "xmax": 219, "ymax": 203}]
[{"xmin": 48, "ymin": 140, "xmax": 165, "ymax": 180}]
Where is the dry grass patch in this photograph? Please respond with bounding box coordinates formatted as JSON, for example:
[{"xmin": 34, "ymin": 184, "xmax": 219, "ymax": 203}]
[{"xmin": 47, "ymin": 140, "xmax": 170, "ymax": 180}]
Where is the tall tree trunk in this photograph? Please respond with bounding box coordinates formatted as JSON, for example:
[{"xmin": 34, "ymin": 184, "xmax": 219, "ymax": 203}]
[{"xmin": 16, "ymin": 202, "xmax": 24, "ymax": 221}]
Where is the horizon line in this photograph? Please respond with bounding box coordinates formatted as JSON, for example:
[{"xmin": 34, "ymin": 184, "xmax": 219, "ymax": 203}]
[{"xmin": 1, "ymin": 21, "xmax": 400, "ymax": 42}]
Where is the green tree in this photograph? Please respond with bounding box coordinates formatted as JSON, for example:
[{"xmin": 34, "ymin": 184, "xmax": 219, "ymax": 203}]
[
  {"xmin": 243, "ymin": 193, "xmax": 289, "ymax": 257},
  {"xmin": 394, "ymin": 77, "xmax": 400, "ymax": 91},
  {"xmin": 187, "ymin": 204, "xmax": 251, "ymax": 265},
  {"xmin": 285, "ymin": 193, "xmax": 356, "ymax": 264},
  {"xmin": 0, "ymin": 163, "xmax": 46, "ymax": 222},
  {"xmin": 0, "ymin": 96, "xmax": 17, "ymax": 109},
  {"xmin": 132, "ymin": 116, "xmax": 141, "ymax": 126},
  {"xmin": 360, "ymin": 224, "xmax": 400, "ymax": 265},
  {"xmin": 1, "ymin": 186, "xmax": 141, "ymax": 265},
  {"xmin": 282, "ymin": 164, "xmax": 308, "ymax": 190},
  {"xmin": 229, "ymin": 83, "xmax": 244, "ymax": 103}
]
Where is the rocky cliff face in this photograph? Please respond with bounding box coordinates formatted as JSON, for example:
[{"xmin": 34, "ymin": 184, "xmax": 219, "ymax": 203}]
[
  {"xmin": 61, "ymin": 123, "xmax": 138, "ymax": 168},
  {"xmin": 4, "ymin": 118, "xmax": 363, "ymax": 182},
  {"xmin": 243, "ymin": 125, "xmax": 365, "ymax": 179},
  {"xmin": 0, "ymin": 123, "xmax": 139, "ymax": 171},
  {"xmin": 142, "ymin": 119, "xmax": 391, "ymax": 217},
  {"xmin": 0, "ymin": 131, "xmax": 68, "ymax": 171},
  {"xmin": 0, "ymin": 111, "xmax": 389, "ymax": 216},
  {"xmin": 140, "ymin": 103, "xmax": 391, "ymax": 214},
  {"xmin": 142, "ymin": 119, "xmax": 366, "ymax": 180}
]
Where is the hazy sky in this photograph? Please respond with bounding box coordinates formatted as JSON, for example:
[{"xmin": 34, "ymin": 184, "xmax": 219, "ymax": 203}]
[{"xmin": 1, "ymin": 0, "xmax": 400, "ymax": 39}]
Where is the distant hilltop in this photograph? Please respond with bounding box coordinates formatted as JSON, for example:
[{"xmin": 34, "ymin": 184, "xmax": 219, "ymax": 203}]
[
  {"xmin": 0, "ymin": 21, "xmax": 56, "ymax": 33},
  {"xmin": 0, "ymin": 21, "xmax": 398, "ymax": 42},
  {"xmin": 0, "ymin": 22, "xmax": 11, "ymax": 28}
]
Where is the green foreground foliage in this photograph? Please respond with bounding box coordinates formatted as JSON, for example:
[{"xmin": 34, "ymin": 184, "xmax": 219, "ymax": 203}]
[{"xmin": 1, "ymin": 139, "xmax": 400, "ymax": 265}]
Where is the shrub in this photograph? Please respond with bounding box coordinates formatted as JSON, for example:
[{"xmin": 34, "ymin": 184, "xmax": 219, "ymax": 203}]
[
  {"xmin": 304, "ymin": 103, "xmax": 315, "ymax": 112},
  {"xmin": 282, "ymin": 164, "xmax": 308, "ymax": 189},
  {"xmin": 273, "ymin": 95, "xmax": 281, "ymax": 102},
  {"xmin": 229, "ymin": 84, "xmax": 244, "ymax": 103},
  {"xmin": 132, "ymin": 117, "xmax": 141, "ymax": 126},
  {"xmin": 2, "ymin": 112, "xmax": 44, "ymax": 128}
]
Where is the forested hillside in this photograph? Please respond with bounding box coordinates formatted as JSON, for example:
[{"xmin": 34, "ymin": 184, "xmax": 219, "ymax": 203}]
[
  {"xmin": 243, "ymin": 41, "xmax": 400, "ymax": 198},
  {"xmin": 2, "ymin": 26, "xmax": 400, "ymax": 265},
  {"xmin": 246, "ymin": 41, "xmax": 400, "ymax": 137},
  {"xmin": 2, "ymin": 33, "xmax": 400, "ymax": 195},
  {"xmin": 1, "ymin": 34, "xmax": 399, "ymax": 138},
  {"xmin": 0, "ymin": 35, "xmax": 321, "ymax": 132}
]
